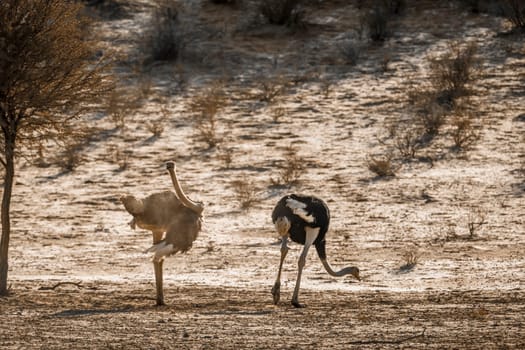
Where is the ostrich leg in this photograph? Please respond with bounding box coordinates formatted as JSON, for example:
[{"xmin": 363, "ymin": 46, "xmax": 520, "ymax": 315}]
[
  {"xmin": 291, "ymin": 227, "xmax": 319, "ymax": 308},
  {"xmin": 152, "ymin": 231, "xmax": 165, "ymax": 306},
  {"xmin": 272, "ymin": 237, "xmax": 289, "ymax": 305}
]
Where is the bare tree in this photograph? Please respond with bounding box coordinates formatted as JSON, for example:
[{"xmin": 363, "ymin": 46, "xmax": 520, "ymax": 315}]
[{"xmin": 0, "ymin": 0, "xmax": 112, "ymax": 295}]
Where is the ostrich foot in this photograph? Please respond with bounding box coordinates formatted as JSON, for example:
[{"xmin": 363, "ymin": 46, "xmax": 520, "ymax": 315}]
[
  {"xmin": 271, "ymin": 282, "xmax": 280, "ymax": 305},
  {"xmin": 291, "ymin": 299, "xmax": 306, "ymax": 308}
]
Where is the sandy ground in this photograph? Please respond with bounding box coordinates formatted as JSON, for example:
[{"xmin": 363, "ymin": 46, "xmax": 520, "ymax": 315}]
[{"xmin": 1, "ymin": 0, "xmax": 524, "ymax": 348}]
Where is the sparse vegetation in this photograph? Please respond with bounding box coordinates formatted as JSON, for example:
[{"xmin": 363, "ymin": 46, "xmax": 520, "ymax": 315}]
[
  {"xmin": 142, "ymin": 0, "xmax": 184, "ymax": 63},
  {"xmin": 189, "ymin": 85, "xmax": 227, "ymax": 148},
  {"xmin": 428, "ymin": 42, "xmax": 482, "ymax": 107},
  {"xmin": 2, "ymin": 0, "xmax": 525, "ymax": 346}
]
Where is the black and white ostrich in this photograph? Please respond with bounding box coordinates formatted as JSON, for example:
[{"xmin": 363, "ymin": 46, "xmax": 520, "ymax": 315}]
[{"xmin": 271, "ymin": 194, "xmax": 360, "ymax": 307}]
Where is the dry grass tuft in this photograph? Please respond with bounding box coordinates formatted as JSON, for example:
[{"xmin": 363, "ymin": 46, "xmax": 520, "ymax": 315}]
[
  {"xmin": 449, "ymin": 104, "xmax": 482, "ymax": 151},
  {"xmin": 231, "ymin": 178, "xmax": 259, "ymax": 209},
  {"xmin": 399, "ymin": 250, "xmax": 419, "ymax": 272},
  {"xmin": 217, "ymin": 146, "xmax": 234, "ymax": 169},
  {"xmin": 146, "ymin": 106, "xmax": 170, "ymax": 137},
  {"xmin": 271, "ymin": 144, "xmax": 305, "ymax": 186},
  {"xmin": 367, "ymin": 155, "xmax": 397, "ymax": 177}
]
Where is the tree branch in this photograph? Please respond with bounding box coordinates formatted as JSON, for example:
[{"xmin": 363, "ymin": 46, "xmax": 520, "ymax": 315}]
[{"xmin": 38, "ymin": 281, "xmax": 84, "ymax": 290}]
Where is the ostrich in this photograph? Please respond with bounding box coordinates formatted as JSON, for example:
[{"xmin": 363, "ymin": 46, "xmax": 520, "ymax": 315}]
[
  {"xmin": 271, "ymin": 194, "xmax": 360, "ymax": 308},
  {"xmin": 120, "ymin": 161, "xmax": 203, "ymax": 306}
]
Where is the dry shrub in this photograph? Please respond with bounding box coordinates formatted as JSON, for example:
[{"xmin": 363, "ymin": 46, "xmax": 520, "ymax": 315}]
[
  {"xmin": 105, "ymin": 88, "xmax": 137, "ymax": 129},
  {"xmin": 340, "ymin": 40, "xmax": 362, "ymax": 65},
  {"xmin": 359, "ymin": 0, "xmax": 404, "ymax": 42},
  {"xmin": 217, "ymin": 143, "xmax": 234, "ymax": 169},
  {"xmin": 400, "ymin": 250, "xmax": 419, "ymax": 271},
  {"xmin": 56, "ymin": 141, "xmax": 86, "ymax": 172},
  {"xmin": 428, "ymin": 42, "xmax": 482, "ymax": 106},
  {"xmin": 364, "ymin": 6, "xmax": 389, "ymax": 41},
  {"xmin": 272, "ymin": 144, "xmax": 305, "ymax": 186},
  {"xmin": 146, "ymin": 106, "xmax": 170, "ymax": 137},
  {"xmin": 231, "ymin": 178, "xmax": 259, "ymax": 209},
  {"xmin": 467, "ymin": 207, "xmax": 487, "ymax": 238},
  {"xmin": 259, "ymin": 0, "xmax": 302, "ymax": 26},
  {"xmin": 271, "ymin": 105, "xmax": 287, "ymax": 123},
  {"xmin": 189, "ymin": 85, "xmax": 227, "ymax": 148},
  {"xmin": 110, "ymin": 145, "xmax": 131, "ymax": 171},
  {"xmin": 318, "ymin": 78, "xmax": 334, "ymax": 98},
  {"xmin": 407, "ymin": 86, "xmax": 448, "ymax": 137},
  {"xmin": 257, "ymin": 76, "xmax": 289, "ymax": 104},
  {"xmin": 419, "ymin": 106, "xmax": 447, "ymax": 137},
  {"xmin": 500, "ymin": 0, "xmax": 525, "ymax": 30},
  {"xmin": 146, "ymin": 119, "xmax": 165, "ymax": 137},
  {"xmin": 367, "ymin": 155, "xmax": 397, "ymax": 177},
  {"xmin": 142, "ymin": 0, "xmax": 184, "ymax": 62},
  {"xmin": 394, "ymin": 126, "xmax": 423, "ymax": 159},
  {"xmin": 381, "ymin": 53, "xmax": 392, "ymax": 72},
  {"xmin": 450, "ymin": 112, "xmax": 481, "ymax": 150}
]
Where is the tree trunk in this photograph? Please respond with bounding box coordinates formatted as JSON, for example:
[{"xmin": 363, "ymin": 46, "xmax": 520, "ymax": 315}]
[{"xmin": 0, "ymin": 136, "xmax": 15, "ymax": 295}]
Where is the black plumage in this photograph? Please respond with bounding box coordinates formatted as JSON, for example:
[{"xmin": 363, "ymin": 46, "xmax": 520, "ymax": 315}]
[
  {"xmin": 271, "ymin": 194, "xmax": 329, "ymax": 259},
  {"xmin": 271, "ymin": 193, "xmax": 360, "ymax": 307}
]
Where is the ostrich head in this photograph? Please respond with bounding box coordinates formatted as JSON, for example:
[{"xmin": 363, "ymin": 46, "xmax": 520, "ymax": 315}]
[
  {"xmin": 274, "ymin": 216, "xmax": 291, "ymax": 237},
  {"xmin": 346, "ymin": 266, "xmax": 360, "ymax": 281}
]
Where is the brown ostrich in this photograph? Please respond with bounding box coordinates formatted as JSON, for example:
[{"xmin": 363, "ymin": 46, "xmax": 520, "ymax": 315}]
[{"xmin": 121, "ymin": 161, "xmax": 203, "ymax": 305}]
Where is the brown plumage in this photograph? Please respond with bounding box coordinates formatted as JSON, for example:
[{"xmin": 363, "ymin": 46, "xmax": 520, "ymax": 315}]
[{"xmin": 121, "ymin": 162, "xmax": 203, "ymax": 305}]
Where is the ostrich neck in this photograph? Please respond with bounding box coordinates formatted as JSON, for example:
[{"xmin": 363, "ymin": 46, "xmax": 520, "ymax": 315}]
[
  {"xmin": 320, "ymin": 259, "xmax": 349, "ymax": 277},
  {"xmin": 167, "ymin": 167, "xmax": 203, "ymax": 215}
]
